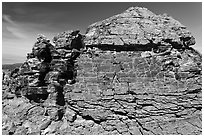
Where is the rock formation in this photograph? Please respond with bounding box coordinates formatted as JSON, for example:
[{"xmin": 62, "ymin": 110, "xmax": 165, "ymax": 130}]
[{"xmin": 2, "ymin": 7, "xmax": 202, "ymax": 135}]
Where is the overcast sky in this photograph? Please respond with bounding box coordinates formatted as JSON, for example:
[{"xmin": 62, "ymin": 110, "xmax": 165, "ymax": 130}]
[{"xmin": 2, "ymin": 2, "xmax": 202, "ymax": 64}]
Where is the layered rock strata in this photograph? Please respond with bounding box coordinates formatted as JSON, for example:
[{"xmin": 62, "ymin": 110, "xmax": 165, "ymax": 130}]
[
  {"xmin": 2, "ymin": 7, "xmax": 202, "ymax": 135},
  {"xmin": 3, "ymin": 30, "xmax": 84, "ymax": 134}
]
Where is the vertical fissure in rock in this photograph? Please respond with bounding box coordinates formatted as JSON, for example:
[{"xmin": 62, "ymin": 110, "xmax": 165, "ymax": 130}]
[
  {"xmin": 6, "ymin": 31, "xmax": 84, "ymax": 122},
  {"xmin": 40, "ymin": 30, "xmax": 84, "ymax": 121}
]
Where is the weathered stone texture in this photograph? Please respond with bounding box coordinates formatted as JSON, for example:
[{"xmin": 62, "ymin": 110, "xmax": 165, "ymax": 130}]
[
  {"xmin": 64, "ymin": 47, "xmax": 201, "ymax": 135},
  {"xmin": 85, "ymin": 7, "xmax": 195, "ymax": 49},
  {"xmin": 2, "ymin": 6, "xmax": 202, "ymax": 135}
]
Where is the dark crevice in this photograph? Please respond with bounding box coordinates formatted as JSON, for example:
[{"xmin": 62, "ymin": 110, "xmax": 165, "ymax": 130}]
[
  {"xmin": 57, "ymin": 108, "xmax": 65, "ymax": 121},
  {"xmin": 127, "ymin": 115, "xmax": 136, "ymax": 120},
  {"xmin": 56, "ymin": 87, "xmax": 65, "ymax": 106},
  {"xmin": 195, "ymin": 106, "xmax": 202, "ymax": 111},
  {"xmin": 111, "ymin": 110, "xmax": 127, "ymax": 116},
  {"xmin": 26, "ymin": 94, "xmax": 49, "ymax": 103},
  {"xmin": 23, "ymin": 105, "xmax": 36, "ymax": 117},
  {"xmin": 86, "ymin": 43, "xmax": 156, "ymax": 51},
  {"xmin": 186, "ymin": 89, "xmax": 201, "ymax": 94},
  {"xmin": 139, "ymin": 128, "xmax": 143, "ymax": 135},
  {"xmin": 175, "ymin": 114, "xmax": 182, "ymax": 118},
  {"xmin": 136, "ymin": 119, "xmax": 155, "ymax": 134},
  {"xmin": 81, "ymin": 115, "xmax": 106, "ymax": 124},
  {"xmin": 127, "ymin": 90, "xmax": 137, "ymax": 95},
  {"xmin": 9, "ymin": 131, "xmax": 14, "ymax": 135},
  {"xmin": 139, "ymin": 103, "xmax": 154, "ymax": 108}
]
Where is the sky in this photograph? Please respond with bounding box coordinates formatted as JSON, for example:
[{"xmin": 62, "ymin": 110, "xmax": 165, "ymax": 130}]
[{"xmin": 2, "ymin": 2, "xmax": 202, "ymax": 64}]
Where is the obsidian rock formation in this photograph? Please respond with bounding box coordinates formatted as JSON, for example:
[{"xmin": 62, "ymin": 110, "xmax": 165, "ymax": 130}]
[{"xmin": 2, "ymin": 7, "xmax": 202, "ymax": 135}]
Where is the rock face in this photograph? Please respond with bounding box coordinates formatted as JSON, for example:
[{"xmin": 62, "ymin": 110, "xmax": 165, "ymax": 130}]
[
  {"xmin": 85, "ymin": 7, "xmax": 195, "ymax": 49},
  {"xmin": 2, "ymin": 7, "xmax": 202, "ymax": 135},
  {"xmin": 2, "ymin": 31, "xmax": 85, "ymax": 135}
]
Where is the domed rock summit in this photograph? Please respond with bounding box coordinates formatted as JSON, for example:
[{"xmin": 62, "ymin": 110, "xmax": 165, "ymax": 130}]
[
  {"xmin": 85, "ymin": 7, "xmax": 195, "ymax": 48},
  {"xmin": 2, "ymin": 7, "xmax": 202, "ymax": 135}
]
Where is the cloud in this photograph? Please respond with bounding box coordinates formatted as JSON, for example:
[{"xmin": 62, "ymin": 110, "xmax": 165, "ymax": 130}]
[
  {"xmin": 2, "ymin": 14, "xmax": 28, "ymax": 39},
  {"xmin": 2, "ymin": 14, "xmax": 16, "ymax": 25},
  {"xmin": 2, "ymin": 14, "xmax": 60, "ymax": 64},
  {"xmin": 6, "ymin": 26, "xmax": 28, "ymax": 39}
]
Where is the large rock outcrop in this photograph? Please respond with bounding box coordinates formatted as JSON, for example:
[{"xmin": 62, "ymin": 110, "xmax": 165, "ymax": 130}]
[
  {"xmin": 85, "ymin": 7, "xmax": 195, "ymax": 49},
  {"xmin": 2, "ymin": 7, "xmax": 202, "ymax": 135}
]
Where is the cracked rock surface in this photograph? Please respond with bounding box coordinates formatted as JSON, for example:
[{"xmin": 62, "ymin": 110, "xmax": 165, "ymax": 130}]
[
  {"xmin": 85, "ymin": 7, "xmax": 195, "ymax": 49},
  {"xmin": 2, "ymin": 7, "xmax": 202, "ymax": 135}
]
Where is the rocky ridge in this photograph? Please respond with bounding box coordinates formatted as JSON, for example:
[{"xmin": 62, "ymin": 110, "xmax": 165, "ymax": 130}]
[{"xmin": 2, "ymin": 7, "xmax": 202, "ymax": 135}]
